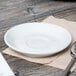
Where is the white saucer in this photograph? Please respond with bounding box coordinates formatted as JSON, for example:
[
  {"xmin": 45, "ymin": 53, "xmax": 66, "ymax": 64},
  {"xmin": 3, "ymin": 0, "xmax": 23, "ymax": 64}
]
[{"xmin": 4, "ymin": 23, "xmax": 72, "ymax": 57}]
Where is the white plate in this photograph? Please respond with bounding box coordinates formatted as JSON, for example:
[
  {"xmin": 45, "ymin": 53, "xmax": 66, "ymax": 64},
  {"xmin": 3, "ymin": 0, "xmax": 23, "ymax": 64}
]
[{"xmin": 4, "ymin": 23, "xmax": 72, "ymax": 57}]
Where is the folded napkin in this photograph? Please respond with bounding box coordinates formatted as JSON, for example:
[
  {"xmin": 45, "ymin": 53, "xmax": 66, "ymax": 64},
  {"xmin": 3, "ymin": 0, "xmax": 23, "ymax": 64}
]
[
  {"xmin": 3, "ymin": 16, "xmax": 76, "ymax": 71},
  {"xmin": 0, "ymin": 53, "xmax": 14, "ymax": 76}
]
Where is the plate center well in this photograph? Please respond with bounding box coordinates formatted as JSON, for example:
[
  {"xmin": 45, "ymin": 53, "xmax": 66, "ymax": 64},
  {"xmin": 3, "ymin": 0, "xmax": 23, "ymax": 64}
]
[{"xmin": 25, "ymin": 34, "xmax": 57, "ymax": 50}]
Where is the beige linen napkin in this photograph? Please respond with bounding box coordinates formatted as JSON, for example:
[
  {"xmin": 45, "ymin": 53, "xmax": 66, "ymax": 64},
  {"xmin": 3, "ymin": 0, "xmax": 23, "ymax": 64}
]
[
  {"xmin": 3, "ymin": 48, "xmax": 61, "ymax": 64},
  {"xmin": 3, "ymin": 16, "xmax": 76, "ymax": 71}
]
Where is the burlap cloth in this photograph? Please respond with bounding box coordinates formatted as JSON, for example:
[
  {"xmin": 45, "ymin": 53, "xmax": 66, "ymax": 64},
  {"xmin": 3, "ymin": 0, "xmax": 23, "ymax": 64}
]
[{"xmin": 3, "ymin": 16, "xmax": 76, "ymax": 71}]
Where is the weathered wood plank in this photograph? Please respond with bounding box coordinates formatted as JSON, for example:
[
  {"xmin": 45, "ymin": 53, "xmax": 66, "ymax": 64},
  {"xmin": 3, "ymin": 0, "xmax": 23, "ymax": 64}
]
[
  {"xmin": 53, "ymin": 7, "xmax": 76, "ymax": 21},
  {"xmin": 0, "ymin": 0, "xmax": 76, "ymax": 23}
]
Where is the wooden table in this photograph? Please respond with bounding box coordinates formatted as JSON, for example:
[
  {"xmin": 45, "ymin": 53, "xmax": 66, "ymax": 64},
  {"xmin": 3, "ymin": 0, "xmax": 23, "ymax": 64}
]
[{"xmin": 0, "ymin": 0, "xmax": 76, "ymax": 76}]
